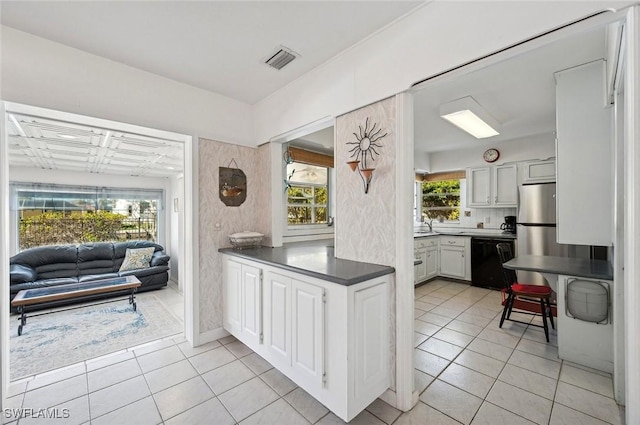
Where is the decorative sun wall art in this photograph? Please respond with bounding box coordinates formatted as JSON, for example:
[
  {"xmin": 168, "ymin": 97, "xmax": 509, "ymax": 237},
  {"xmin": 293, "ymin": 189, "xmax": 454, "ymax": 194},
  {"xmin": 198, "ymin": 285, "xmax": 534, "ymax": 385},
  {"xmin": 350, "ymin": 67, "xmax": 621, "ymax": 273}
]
[{"xmin": 346, "ymin": 117, "xmax": 388, "ymax": 194}]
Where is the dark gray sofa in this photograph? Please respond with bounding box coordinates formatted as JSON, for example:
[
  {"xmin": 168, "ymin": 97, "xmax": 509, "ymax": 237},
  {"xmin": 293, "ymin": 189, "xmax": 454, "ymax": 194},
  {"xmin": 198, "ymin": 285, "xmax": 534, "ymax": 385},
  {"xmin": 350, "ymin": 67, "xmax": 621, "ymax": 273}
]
[{"xmin": 9, "ymin": 241, "xmax": 170, "ymax": 311}]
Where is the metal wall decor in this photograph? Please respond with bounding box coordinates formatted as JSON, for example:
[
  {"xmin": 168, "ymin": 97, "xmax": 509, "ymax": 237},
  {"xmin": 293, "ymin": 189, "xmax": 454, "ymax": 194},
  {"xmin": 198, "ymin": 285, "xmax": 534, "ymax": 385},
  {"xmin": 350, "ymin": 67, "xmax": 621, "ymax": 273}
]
[
  {"xmin": 346, "ymin": 117, "xmax": 387, "ymax": 194},
  {"xmin": 283, "ymin": 144, "xmax": 296, "ymax": 192},
  {"xmin": 219, "ymin": 158, "xmax": 247, "ymax": 207}
]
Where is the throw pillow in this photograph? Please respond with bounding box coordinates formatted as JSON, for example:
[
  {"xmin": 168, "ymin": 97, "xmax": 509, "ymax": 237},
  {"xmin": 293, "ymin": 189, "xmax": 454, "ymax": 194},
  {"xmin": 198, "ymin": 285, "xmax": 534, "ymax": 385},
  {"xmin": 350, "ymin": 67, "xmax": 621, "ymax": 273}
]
[{"xmin": 119, "ymin": 247, "xmax": 155, "ymax": 272}]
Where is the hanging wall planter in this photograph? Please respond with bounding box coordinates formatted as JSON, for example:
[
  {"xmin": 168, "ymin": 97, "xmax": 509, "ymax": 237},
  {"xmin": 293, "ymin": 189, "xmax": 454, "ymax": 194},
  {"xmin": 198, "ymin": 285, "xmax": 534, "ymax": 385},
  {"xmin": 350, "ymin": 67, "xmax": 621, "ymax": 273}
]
[{"xmin": 219, "ymin": 158, "xmax": 246, "ymax": 207}]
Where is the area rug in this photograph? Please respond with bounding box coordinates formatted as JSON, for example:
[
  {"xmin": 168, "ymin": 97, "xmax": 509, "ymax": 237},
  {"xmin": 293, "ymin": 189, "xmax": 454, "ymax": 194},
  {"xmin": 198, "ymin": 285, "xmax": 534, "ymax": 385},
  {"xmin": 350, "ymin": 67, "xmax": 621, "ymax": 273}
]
[{"xmin": 10, "ymin": 293, "xmax": 183, "ymax": 380}]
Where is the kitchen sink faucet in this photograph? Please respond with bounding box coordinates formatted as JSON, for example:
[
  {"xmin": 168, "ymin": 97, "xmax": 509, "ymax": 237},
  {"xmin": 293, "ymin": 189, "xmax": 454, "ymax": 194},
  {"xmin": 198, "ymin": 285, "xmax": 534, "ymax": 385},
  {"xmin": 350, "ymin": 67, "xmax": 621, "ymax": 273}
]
[{"xmin": 424, "ymin": 218, "xmax": 434, "ymax": 232}]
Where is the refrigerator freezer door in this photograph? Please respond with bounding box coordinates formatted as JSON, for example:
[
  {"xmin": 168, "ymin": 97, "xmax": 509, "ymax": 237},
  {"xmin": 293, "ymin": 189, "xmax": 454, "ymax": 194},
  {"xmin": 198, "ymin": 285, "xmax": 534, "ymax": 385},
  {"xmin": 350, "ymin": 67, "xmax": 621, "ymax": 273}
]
[{"xmin": 518, "ymin": 183, "xmax": 557, "ymax": 225}]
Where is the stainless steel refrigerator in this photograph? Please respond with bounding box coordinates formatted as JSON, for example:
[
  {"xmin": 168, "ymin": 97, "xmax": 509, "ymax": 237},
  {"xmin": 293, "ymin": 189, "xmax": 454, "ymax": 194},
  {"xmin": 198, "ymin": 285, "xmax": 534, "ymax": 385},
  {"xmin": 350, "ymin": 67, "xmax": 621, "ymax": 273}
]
[{"xmin": 517, "ymin": 183, "xmax": 587, "ymax": 286}]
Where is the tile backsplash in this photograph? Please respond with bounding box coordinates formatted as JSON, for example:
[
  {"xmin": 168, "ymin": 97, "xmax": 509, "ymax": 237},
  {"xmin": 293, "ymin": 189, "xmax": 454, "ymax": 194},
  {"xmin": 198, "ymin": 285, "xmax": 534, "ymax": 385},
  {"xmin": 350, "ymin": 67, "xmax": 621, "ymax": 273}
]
[{"xmin": 417, "ymin": 207, "xmax": 517, "ymax": 232}]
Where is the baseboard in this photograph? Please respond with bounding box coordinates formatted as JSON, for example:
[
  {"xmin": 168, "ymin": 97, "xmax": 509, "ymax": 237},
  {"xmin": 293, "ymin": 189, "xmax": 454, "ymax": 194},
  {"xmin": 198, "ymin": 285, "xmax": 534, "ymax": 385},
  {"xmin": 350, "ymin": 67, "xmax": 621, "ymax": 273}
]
[{"xmin": 198, "ymin": 327, "xmax": 230, "ymax": 345}]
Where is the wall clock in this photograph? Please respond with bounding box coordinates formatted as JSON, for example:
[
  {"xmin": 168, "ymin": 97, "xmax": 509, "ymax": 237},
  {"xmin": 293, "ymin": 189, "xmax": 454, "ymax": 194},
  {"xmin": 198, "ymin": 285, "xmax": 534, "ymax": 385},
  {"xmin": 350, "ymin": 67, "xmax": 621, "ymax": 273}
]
[{"xmin": 483, "ymin": 148, "xmax": 500, "ymax": 163}]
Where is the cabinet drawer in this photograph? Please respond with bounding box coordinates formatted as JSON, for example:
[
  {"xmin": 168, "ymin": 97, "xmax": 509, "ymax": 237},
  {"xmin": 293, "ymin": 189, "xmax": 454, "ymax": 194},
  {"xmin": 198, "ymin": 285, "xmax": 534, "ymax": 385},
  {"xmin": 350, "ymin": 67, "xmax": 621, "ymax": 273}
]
[
  {"xmin": 415, "ymin": 237, "xmax": 438, "ymax": 249},
  {"xmin": 439, "ymin": 236, "xmax": 466, "ymax": 247}
]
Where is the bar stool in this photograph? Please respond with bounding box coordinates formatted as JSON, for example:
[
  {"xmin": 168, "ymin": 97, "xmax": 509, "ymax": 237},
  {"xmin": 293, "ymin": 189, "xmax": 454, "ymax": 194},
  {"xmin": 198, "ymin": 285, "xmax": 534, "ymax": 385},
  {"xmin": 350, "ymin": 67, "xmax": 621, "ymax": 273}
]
[{"xmin": 496, "ymin": 243, "xmax": 555, "ymax": 342}]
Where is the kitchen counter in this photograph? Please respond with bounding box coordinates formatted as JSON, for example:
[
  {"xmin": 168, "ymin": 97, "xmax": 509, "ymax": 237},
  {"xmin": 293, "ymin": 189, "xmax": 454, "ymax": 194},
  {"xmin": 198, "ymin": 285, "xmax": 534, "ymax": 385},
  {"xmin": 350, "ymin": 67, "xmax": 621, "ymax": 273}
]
[
  {"xmin": 504, "ymin": 255, "xmax": 613, "ymax": 281},
  {"xmin": 414, "ymin": 230, "xmax": 517, "ymax": 239},
  {"xmin": 219, "ymin": 244, "xmax": 395, "ymax": 286}
]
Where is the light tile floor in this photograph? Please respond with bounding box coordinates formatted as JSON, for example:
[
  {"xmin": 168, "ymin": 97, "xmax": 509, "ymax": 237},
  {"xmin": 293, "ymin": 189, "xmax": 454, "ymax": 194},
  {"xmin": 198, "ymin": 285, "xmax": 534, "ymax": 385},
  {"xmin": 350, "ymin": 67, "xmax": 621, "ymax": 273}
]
[{"xmin": 4, "ymin": 279, "xmax": 623, "ymax": 424}]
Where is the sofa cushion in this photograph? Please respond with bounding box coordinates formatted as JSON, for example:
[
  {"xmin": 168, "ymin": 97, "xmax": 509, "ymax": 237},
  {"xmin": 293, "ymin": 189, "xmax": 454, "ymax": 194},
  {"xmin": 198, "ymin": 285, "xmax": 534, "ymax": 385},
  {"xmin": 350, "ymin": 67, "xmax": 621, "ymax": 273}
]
[
  {"xmin": 77, "ymin": 243, "xmax": 115, "ymax": 276},
  {"xmin": 119, "ymin": 265, "xmax": 169, "ymax": 278},
  {"xmin": 10, "ymin": 264, "xmax": 37, "ymax": 284},
  {"xmin": 11, "ymin": 277, "xmax": 80, "ymax": 296},
  {"xmin": 119, "ymin": 247, "xmax": 155, "ymax": 272},
  {"xmin": 78, "ymin": 273, "xmax": 120, "ymax": 283},
  {"xmin": 10, "ymin": 245, "xmax": 78, "ymax": 280}
]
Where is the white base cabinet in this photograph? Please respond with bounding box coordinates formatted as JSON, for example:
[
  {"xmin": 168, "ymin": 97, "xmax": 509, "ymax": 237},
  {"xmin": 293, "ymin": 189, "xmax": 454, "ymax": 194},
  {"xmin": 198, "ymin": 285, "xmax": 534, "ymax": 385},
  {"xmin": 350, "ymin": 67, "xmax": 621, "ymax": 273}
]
[
  {"xmin": 414, "ymin": 237, "xmax": 438, "ymax": 284},
  {"xmin": 223, "ymin": 255, "xmax": 390, "ymax": 422},
  {"xmin": 557, "ymin": 275, "xmax": 613, "ymax": 373},
  {"xmin": 438, "ymin": 236, "xmax": 470, "ymax": 280}
]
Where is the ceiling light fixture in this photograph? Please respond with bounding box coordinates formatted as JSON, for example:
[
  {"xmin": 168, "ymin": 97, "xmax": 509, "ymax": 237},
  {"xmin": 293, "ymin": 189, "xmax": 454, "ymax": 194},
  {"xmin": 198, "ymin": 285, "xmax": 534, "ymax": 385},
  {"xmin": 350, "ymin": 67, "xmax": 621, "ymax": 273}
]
[
  {"xmin": 439, "ymin": 96, "xmax": 501, "ymax": 139},
  {"xmin": 58, "ymin": 134, "xmax": 77, "ymax": 139}
]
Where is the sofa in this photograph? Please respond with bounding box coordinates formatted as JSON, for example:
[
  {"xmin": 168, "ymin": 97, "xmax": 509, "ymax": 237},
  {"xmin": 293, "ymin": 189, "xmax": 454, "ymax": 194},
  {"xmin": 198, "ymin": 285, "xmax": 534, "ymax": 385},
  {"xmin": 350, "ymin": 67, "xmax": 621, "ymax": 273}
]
[{"xmin": 9, "ymin": 241, "xmax": 170, "ymax": 311}]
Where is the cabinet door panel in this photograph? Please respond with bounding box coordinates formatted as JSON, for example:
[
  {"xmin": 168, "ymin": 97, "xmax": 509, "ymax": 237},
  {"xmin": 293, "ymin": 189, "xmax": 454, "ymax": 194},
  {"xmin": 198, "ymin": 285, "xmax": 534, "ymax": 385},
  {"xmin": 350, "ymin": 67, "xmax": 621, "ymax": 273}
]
[
  {"xmin": 241, "ymin": 264, "xmax": 262, "ymax": 346},
  {"xmin": 354, "ymin": 282, "xmax": 389, "ymax": 400},
  {"xmin": 467, "ymin": 167, "xmax": 491, "ymax": 206},
  {"xmin": 263, "ymin": 272, "xmax": 292, "ymax": 367},
  {"xmin": 415, "ymin": 249, "xmax": 428, "ymax": 284},
  {"xmin": 440, "ymin": 247, "xmax": 465, "ymax": 278},
  {"xmin": 493, "ymin": 164, "xmax": 517, "ymax": 206},
  {"xmin": 291, "ymin": 280, "xmax": 324, "ymax": 388},
  {"xmin": 426, "ymin": 246, "xmax": 438, "ymax": 279},
  {"xmin": 223, "ymin": 259, "xmax": 242, "ymax": 334}
]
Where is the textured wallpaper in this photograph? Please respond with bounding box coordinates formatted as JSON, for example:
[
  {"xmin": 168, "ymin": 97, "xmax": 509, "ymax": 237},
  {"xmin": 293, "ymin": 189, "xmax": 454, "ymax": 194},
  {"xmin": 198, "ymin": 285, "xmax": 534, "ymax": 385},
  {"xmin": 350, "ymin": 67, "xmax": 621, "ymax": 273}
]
[
  {"xmin": 198, "ymin": 138, "xmax": 271, "ymax": 333},
  {"xmin": 335, "ymin": 96, "xmax": 397, "ymax": 390},
  {"xmin": 335, "ymin": 97, "xmax": 396, "ymax": 266}
]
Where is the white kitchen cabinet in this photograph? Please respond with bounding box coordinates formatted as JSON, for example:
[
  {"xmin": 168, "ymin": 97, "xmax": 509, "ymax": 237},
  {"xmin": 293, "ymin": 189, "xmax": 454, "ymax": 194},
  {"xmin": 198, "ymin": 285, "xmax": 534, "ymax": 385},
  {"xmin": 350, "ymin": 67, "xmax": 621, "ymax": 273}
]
[
  {"xmin": 425, "ymin": 245, "xmax": 439, "ymax": 280},
  {"xmin": 439, "ymin": 236, "xmax": 470, "ymax": 280},
  {"xmin": 223, "ymin": 258, "xmax": 242, "ymax": 335},
  {"xmin": 467, "ymin": 167, "xmax": 491, "ymax": 207},
  {"xmin": 223, "ymin": 259, "xmax": 261, "ymax": 345},
  {"xmin": 467, "ymin": 164, "xmax": 517, "ymax": 208},
  {"xmin": 555, "ymin": 60, "xmax": 612, "ymax": 246},
  {"xmin": 415, "ymin": 248, "xmax": 427, "ymax": 284},
  {"xmin": 263, "ymin": 271, "xmax": 292, "ymax": 370},
  {"xmin": 521, "ymin": 159, "xmax": 556, "ymax": 183},
  {"xmin": 415, "ymin": 237, "xmax": 438, "ymax": 284},
  {"xmin": 222, "ymin": 254, "xmax": 390, "ymax": 423},
  {"xmin": 493, "ymin": 164, "xmax": 518, "ymax": 206},
  {"xmin": 557, "ymin": 275, "xmax": 613, "ymax": 372},
  {"xmin": 241, "ymin": 264, "xmax": 262, "ymax": 346},
  {"xmin": 291, "ymin": 279, "xmax": 325, "ymax": 389}
]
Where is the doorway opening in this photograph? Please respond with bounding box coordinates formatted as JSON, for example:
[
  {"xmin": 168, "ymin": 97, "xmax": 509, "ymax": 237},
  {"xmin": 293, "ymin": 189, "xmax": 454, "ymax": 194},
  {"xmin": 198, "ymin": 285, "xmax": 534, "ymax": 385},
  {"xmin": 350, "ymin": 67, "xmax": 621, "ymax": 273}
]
[
  {"xmin": 407, "ymin": 10, "xmax": 628, "ymax": 422},
  {"xmin": 2, "ymin": 103, "xmax": 194, "ymax": 383}
]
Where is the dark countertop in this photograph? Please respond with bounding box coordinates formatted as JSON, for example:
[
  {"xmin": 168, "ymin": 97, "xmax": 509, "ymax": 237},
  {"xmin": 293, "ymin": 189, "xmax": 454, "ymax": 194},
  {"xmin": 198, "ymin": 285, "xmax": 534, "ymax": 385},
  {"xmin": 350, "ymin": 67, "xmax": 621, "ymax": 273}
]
[
  {"xmin": 414, "ymin": 231, "xmax": 517, "ymax": 240},
  {"xmin": 219, "ymin": 244, "xmax": 395, "ymax": 286},
  {"xmin": 504, "ymin": 255, "xmax": 613, "ymax": 280}
]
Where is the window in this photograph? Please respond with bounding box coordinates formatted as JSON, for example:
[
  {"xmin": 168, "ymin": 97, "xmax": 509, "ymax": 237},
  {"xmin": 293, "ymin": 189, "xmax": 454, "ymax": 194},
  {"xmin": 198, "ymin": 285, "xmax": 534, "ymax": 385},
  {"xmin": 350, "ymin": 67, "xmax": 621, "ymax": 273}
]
[
  {"xmin": 418, "ymin": 179, "xmax": 461, "ymax": 222},
  {"xmin": 286, "ymin": 162, "xmax": 328, "ymax": 225},
  {"xmin": 13, "ymin": 183, "xmax": 163, "ymax": 250}
]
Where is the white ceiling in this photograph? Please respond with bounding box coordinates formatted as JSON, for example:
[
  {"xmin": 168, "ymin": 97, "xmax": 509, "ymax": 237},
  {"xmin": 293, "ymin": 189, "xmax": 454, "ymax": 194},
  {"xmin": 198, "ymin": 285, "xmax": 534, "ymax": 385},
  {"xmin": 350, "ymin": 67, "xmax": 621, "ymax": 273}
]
[
  {"xmin": 0, "ymin": 1, "xmax": 422, "ymax": 104},
  {"xmin": 8, "ymin": 114, "xmax": 184, "ymax": 177},
  {"xmin": 291, "ymin": 126, "xmax": 335, "ymax": 156},
  {"xmin": 414, "ymin": 26, "xmax": 607, "ymax": 154}
]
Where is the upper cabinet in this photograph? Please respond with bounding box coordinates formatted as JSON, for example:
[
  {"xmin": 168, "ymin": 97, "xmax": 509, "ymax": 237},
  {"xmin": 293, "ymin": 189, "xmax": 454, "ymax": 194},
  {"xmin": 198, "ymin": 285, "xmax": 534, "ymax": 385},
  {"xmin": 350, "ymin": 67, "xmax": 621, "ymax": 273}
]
[
  {"xmin": 467, "ymin": 164, "xmax": 517, "ymax": 208},
  {"xmin": 521, "ymin": 159, "xmax": 556, "ymax": 183},
  {"xmin": 555, "ymin": 60, "xmax": 612, "ymax": 246}
]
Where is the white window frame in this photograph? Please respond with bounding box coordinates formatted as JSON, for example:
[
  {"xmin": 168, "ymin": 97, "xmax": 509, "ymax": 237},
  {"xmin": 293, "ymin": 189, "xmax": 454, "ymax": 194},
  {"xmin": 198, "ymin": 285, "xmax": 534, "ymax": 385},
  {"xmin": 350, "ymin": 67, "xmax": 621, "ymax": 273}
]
[{"xmin": 415, "ymin": 179, "xmax": 462, "ymax": 224}]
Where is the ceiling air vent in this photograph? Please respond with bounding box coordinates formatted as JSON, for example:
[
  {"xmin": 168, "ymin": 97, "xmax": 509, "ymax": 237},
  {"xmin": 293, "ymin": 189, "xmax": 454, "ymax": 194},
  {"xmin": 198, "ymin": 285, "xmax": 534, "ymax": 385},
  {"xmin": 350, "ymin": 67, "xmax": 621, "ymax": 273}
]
[{"xmin": 264, "ymin": 46, "xmax": 298, "ymax": 70}]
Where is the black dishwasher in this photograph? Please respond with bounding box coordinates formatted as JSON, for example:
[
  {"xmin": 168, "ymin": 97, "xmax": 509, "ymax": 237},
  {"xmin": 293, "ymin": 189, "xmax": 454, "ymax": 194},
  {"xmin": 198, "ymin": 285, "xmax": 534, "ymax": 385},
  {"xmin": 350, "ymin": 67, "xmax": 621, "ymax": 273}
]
[{"xmin": 471, "ymin": 237, "xmax": 515, "ymax": 290}]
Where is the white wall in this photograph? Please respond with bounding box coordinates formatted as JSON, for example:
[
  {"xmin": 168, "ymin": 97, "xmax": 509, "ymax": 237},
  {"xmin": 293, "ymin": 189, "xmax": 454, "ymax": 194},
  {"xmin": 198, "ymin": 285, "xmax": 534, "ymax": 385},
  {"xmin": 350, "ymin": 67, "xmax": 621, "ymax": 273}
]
[
  {"xmin": 427, "ymin": 133, "xmax": 556, "ymax": 172},
  {"xmin": 254, "ymin": 1, "xmax": 632, "ymax": 143},
  {"xmin": 0, "ymin": 26, "xmax": 254, "ymax": 146}
]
